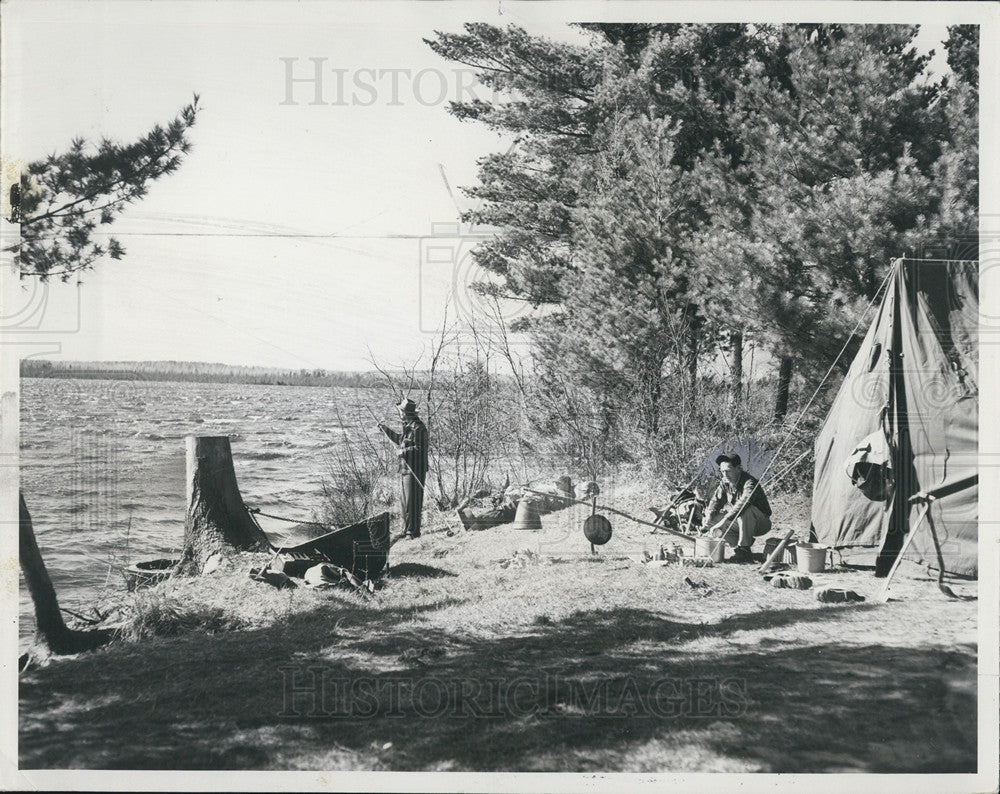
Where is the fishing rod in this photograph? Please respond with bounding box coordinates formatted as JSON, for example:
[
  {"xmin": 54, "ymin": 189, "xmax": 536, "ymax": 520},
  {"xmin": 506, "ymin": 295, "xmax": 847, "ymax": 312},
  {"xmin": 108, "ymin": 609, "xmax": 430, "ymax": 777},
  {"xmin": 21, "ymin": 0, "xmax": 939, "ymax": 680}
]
[{"xmin": 365, "ymin": 403, "xmax": 424, "ymax": 482}]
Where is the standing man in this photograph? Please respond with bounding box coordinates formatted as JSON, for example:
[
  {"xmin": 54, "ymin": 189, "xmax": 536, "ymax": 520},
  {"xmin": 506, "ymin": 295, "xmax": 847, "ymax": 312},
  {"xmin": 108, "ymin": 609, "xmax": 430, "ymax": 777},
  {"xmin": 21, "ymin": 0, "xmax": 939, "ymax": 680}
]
[
  {"xmin": 378, "ymin": 397, "xmax": 429, "ymax": 539},
  {"xmin": 704, "ymin": 452, "xmax": 772, "ymax": 563}
]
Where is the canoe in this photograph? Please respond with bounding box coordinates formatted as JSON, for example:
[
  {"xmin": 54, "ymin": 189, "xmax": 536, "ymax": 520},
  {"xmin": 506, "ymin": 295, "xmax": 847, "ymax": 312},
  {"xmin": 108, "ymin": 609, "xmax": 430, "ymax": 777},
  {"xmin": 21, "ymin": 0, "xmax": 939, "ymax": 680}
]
[
  {"xmin": 265, "ymin": 511, "xmax": 391, "ymax": 579},
  {"xmin": 124, "ymin": 558, "xmax": 179, "ymax": 591}
]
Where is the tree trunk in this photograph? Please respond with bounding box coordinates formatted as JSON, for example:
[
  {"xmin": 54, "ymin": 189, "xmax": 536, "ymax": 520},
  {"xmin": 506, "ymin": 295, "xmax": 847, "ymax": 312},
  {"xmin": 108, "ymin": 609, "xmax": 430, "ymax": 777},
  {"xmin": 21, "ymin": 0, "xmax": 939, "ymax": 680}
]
[
  {"xmin": 684, "ymin": 306, "xmax": 701, "ymax": 400},
  {"xmin": 638, "ymin": 360, "xmax": 663, "ymax": 436},
  {"xmin": 729, "ymin": 331, "xmax": 744, "ymax": 409},
  {"xmin": 177, "ymin": 436, "xmax": 269, "ymax": 574},
  {"xmin": 647, "ymin": 374, "xmax": 662, "ymax": 436},
  {"xmin": 19, "ymin": 492, "xmax": 112, "ymax": 658},
  {"xmin": 773, "ymin": 356, "xmax": 793, "ymax": 422}
]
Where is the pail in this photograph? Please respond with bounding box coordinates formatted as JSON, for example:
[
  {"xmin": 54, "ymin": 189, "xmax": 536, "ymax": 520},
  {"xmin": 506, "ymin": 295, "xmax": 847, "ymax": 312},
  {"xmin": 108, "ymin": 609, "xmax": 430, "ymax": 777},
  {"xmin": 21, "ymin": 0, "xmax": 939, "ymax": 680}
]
[
  {"xmin": 763, "ymin": 537, "xmax": 782, "ymax": 560},
  {"xmin": 695, "ymin": 535, "xmax": 726, "ymax": 563},
  {"xmin": 763, "ymin": 537, "xmax": 798, "ymax": 566},
  {"xmin": 511, "ymin": 498, "xmax": 542, "ymax": 530},
  {"xmin": 795, "ymin": 542, "xmax": 829, "ymax": 573}
]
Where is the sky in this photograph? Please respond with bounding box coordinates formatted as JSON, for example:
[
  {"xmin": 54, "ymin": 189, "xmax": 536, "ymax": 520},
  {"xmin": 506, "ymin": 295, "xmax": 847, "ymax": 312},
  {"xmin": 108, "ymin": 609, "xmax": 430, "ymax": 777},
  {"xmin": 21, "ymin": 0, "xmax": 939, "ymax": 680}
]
[{"xmin": 1, "ymin": 2, "xmax": 961, "ymax": 370}]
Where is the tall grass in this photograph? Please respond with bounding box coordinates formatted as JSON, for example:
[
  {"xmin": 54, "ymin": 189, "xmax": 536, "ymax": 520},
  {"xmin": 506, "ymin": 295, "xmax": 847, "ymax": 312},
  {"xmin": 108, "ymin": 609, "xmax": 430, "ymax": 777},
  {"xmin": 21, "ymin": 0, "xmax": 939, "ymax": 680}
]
[{"xmin": 117, "ymin": 555, "xmax": 314, "ymax": 642}]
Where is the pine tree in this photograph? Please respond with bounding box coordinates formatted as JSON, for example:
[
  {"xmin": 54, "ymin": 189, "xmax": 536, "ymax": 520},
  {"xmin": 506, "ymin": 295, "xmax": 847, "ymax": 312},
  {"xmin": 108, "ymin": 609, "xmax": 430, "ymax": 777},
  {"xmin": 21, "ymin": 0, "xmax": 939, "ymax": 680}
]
[
  {"xmin": 429, "ymin": 22, "xmax": 977, "ymax": 441},
  {"xmin": 701, "ymin": 25, "xmax": 973, "ymax": 417},
  {"xmin": 428, "ymin": 24, "xmax": 772, "ymax": 442},
  {"xmin": 11, "ymin": 95, "xmax": 199, "ymax": 280}
]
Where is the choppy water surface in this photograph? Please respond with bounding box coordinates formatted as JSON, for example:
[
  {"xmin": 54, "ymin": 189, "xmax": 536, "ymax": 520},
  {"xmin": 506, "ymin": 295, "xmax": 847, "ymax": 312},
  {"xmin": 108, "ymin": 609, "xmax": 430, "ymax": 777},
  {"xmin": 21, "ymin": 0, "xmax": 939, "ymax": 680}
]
[{"xmin": 19, "ymin": 378, "xmax": 382, "ymax": 646}]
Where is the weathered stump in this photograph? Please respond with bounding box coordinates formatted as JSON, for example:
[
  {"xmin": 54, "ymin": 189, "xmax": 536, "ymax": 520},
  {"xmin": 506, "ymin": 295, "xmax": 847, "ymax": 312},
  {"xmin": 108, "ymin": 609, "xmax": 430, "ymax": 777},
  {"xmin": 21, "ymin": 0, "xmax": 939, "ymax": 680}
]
[
  {"xmin": 19, "ymin": 492, "xmax": 112, "ymax": 660},
  {"xmin": 177, "ymin": 436, "xmax": 269, "ymax": 574}
]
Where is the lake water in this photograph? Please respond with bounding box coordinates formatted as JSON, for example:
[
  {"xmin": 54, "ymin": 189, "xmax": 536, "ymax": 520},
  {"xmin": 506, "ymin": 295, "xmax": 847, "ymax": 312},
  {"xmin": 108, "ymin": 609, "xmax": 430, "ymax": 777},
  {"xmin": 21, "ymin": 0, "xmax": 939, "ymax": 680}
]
[{"xmin": 18, "ymin": 378, "xmax": 387, "ymax": 647}]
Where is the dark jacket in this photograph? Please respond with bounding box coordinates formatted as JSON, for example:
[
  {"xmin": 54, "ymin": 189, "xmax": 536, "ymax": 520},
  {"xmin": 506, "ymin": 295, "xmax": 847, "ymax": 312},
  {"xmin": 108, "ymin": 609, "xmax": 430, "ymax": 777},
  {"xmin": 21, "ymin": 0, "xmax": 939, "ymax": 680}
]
[
  {"xmin": 383, "ymin": 417, "xmax": 429, "ymax": 480},
  {"xmin": 707, "ymin": 470, "xmax": 771, "ymax": 519}
]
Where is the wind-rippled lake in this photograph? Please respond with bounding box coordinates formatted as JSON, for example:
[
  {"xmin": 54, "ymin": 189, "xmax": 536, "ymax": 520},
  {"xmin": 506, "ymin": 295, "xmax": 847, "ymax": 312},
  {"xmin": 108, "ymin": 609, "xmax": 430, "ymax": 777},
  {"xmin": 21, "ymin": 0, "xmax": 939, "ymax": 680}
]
[{"xmin": 19, "ymin": 378, "xmax": 384, "ymax": 647}]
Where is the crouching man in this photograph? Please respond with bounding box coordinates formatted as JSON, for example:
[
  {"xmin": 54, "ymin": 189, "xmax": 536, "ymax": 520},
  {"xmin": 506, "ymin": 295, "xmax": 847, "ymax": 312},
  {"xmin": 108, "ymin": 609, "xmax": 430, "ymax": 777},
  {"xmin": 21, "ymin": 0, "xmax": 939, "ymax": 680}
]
[{"xmin": 704, "ymin": 452, "xmax": 772, "ymax": 563}]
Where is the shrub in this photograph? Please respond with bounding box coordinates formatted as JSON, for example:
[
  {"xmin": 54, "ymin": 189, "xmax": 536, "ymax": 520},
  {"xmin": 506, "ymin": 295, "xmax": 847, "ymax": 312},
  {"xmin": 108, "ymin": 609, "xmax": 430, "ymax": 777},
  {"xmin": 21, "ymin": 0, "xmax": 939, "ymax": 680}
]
[{"xmin": 319, "ymin": 423, "xmax": 396, "ymax": 527}]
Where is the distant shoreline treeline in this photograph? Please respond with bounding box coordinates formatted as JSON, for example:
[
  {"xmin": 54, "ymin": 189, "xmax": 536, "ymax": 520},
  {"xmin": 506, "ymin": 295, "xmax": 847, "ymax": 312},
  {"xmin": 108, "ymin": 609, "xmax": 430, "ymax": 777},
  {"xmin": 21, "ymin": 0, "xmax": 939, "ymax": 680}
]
[{"xmin": 20, "ymin": 359, "xmax": 427, "ymax": 388}]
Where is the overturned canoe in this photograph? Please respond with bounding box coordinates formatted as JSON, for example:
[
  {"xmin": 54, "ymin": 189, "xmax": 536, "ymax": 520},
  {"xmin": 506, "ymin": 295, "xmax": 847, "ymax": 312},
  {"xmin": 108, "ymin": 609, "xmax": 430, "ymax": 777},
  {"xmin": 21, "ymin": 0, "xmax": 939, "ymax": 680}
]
[{"xmin": 265, "ymin": 512, "xmax": 391, "ymax": 579}]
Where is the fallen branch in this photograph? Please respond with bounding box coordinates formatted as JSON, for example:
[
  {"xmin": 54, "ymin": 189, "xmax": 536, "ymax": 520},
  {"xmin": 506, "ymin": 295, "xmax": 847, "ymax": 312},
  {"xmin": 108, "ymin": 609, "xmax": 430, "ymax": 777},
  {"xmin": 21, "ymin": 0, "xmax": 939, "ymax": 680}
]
[
  {"xmin": 521, "ymin": 488, "xmax": 696, "ymax": 542},
  {"xmin": 59, "ymin": 607, "xmax": 105, "ymax": 626}
]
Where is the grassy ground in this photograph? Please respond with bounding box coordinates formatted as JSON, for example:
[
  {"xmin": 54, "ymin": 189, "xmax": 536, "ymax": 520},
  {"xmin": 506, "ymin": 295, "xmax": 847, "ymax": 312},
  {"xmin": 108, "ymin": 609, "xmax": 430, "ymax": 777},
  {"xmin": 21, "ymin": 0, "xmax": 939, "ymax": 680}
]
[{"xmin": 18, "ymin": 484, "xmax": 977, "ymax": 772}]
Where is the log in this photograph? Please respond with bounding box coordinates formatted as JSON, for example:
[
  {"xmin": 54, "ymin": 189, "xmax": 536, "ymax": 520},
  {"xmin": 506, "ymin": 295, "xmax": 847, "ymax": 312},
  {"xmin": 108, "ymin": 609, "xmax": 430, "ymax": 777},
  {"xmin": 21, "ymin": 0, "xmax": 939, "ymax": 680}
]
[
  {"xmin": 19, "ymin": 492, "xmax": 112, "ymax": 657},
  {"xmin": 177, "ymin": 436, "xmax": 269, "ymax": 574}
]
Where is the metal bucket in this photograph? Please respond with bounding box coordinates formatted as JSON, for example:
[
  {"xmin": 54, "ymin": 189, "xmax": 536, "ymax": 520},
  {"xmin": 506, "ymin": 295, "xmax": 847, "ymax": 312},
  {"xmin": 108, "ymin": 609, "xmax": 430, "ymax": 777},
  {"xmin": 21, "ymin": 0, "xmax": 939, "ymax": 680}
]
[
  {"xmin": 795, "ymin": 542, "xmax": 830, "ymax": 573},
  {"xmin": 511, "ymin": 498, "xmax": 542, "ymax": 530},
  {"xmin": 695, "ymin": 535, "xmax": 726, "ymax": 563}
]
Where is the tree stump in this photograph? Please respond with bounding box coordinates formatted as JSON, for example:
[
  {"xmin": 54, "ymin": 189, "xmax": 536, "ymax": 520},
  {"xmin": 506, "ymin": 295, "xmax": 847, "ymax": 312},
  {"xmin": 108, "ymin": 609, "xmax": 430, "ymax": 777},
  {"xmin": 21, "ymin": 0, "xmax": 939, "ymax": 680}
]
[
  {"xmin": 19, "ymin": 492, "xmax": 112, "ymax": 659},
  {"xmin": 177, "ymin": 436, "xmax": 269, "ymax": 574}
]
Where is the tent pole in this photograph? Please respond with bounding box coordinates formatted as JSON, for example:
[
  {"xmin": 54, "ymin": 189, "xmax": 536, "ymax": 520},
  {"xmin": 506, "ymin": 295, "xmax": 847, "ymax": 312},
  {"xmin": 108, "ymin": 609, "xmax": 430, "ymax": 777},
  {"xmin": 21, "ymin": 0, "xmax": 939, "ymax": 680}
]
[
  {"xmin": 878, "ymin": 259, "xmax": 919, "ymax": 577},
  {"xmin": 924, "ymin": 510, "xmax": 967, "ymax": 600},
  {"xmin": 875, "ymin": 500, "xmax": 931, "ymax": 602}
]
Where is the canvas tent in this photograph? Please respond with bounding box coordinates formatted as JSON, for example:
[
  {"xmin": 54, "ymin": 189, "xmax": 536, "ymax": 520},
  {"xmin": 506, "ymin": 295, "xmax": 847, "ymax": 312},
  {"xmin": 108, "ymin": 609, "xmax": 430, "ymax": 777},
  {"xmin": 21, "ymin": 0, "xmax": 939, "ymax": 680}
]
[{"xmin": 811, "ymin": 258, "xmax": 978, "ymax": 578}]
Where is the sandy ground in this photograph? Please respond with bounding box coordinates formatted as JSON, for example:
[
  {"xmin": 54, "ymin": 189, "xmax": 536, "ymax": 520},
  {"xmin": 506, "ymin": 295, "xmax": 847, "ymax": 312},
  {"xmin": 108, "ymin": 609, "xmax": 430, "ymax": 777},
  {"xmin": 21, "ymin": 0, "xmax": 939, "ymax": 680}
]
[{"xmin": 18, "ymin": 486, "xmax": 978, "ymax": 772}]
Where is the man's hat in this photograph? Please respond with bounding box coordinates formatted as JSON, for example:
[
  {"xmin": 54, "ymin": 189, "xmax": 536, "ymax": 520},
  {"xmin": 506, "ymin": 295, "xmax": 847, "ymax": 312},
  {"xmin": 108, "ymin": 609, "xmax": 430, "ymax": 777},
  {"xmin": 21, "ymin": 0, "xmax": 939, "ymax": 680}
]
[{"xmin": 397, "ymin": 396, "xmax": 417, "ymax": 414}]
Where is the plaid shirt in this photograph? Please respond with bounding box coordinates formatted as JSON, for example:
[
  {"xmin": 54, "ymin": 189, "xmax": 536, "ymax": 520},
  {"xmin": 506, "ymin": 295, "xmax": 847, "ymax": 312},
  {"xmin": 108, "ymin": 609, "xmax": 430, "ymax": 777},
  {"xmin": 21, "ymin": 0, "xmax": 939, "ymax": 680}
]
[{"xmin": 707, "ymin": 471, "xmax": 771, "ymax": 519}]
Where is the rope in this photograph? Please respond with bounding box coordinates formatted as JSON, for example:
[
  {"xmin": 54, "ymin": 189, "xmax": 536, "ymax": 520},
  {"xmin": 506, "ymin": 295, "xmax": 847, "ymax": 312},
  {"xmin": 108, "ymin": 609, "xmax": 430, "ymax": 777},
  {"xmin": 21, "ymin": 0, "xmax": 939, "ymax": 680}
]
[
  {"xmin": 764, "ymin": 447, "xmax": 813, "ymax": 489},
  {"xmin": 245, "ymin": 505, "xmax": 326, "ymax": 527},
  {"xmin": 923, "ymin": 499, "xmax": 975, "ymax": 601},
  {"xmin": 245, "ymin": 502, "xmax": 327, "ymax": 570},
  {"xmin": 698, "ymin": 263, "xmax": 897, "ymax": 566}
]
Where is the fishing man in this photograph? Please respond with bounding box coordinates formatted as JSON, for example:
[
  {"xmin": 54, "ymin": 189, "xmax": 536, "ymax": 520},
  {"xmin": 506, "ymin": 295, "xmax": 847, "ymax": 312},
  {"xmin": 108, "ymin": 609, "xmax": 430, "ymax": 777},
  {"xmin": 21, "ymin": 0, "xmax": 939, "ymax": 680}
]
[
  {"xmin": 703, "ymin": 452, "xmax": 772, "ymax": 563},
  {"xmin": 377, "ymin": 397, "xmax": 429, "ymax": 539}
]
